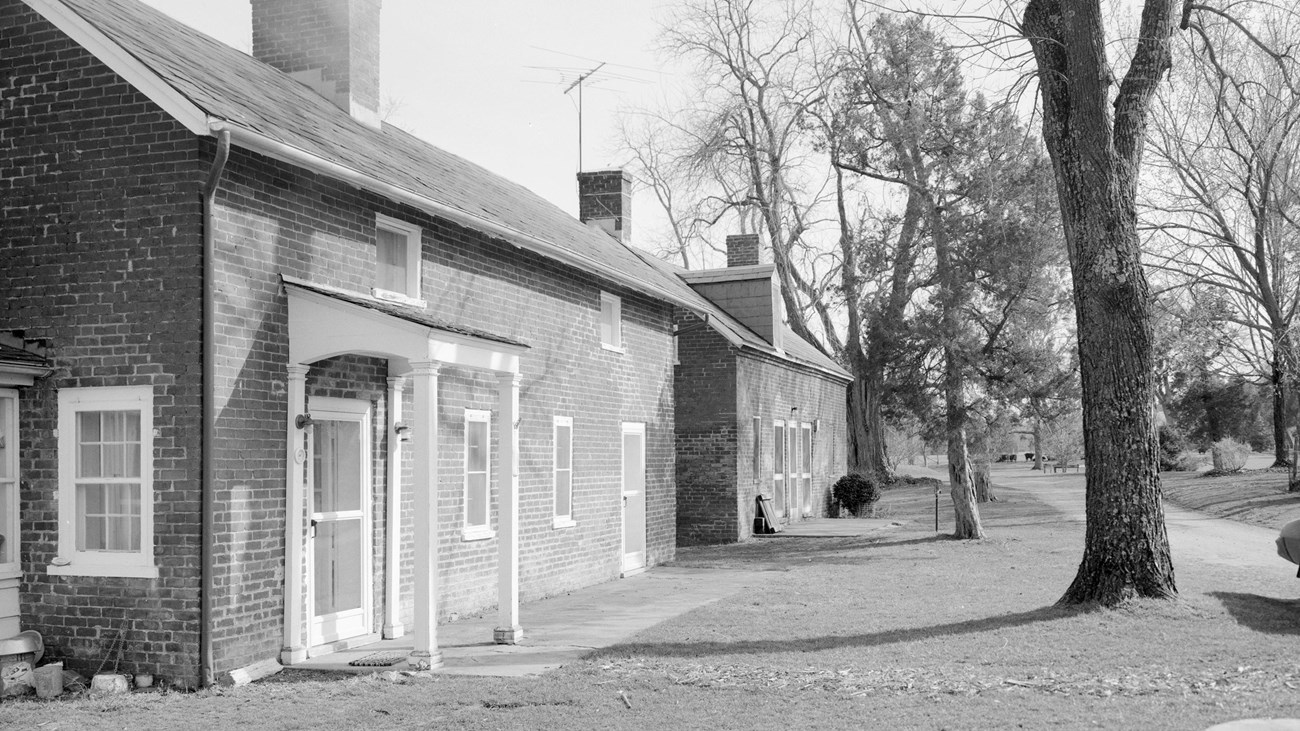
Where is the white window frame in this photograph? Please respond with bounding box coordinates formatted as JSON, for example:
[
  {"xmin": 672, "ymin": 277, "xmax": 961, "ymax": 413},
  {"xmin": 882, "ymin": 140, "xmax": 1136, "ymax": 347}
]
[
  {"xmin": 50, "ymin": 386, "xmax": 157, "ymax": 579},
  {"xmin": 462, "ymin": 409, "xmax": 494, "ymax": 541},
  {"xmin": 373, "ymin": 213, "xmax": 425, "ymax": 306},
  {"xmin": 552, "ymin": 416, "xmax": 575, "ymax": 528},
  {"xmin": 599, "ymin": 292, "xmax": 624, "ymax": 353},
  {"xmin": 800, "ymin": 421, "xmax": 813, "ymax": 516},
  {"xmin": 0, "ymin": 390, "xmax": 19, "ymax": 580},
  {"xmin": 773, "ymin": 419, "xmax": 786, "ymax": 518}
]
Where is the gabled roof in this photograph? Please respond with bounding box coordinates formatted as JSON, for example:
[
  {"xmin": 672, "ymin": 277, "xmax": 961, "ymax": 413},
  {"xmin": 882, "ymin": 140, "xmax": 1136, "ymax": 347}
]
[
  {"xmin": 630, "ymin": 250, "xmax": 851, "ymax": 381},
  {"xmin": 24, "ymin": 0, "xmax": 850, "ymax": 383}
]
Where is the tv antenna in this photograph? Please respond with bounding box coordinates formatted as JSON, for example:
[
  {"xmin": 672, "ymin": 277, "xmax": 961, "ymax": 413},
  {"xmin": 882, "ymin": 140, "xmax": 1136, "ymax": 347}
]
[{"xmin": 564, "ymin": 62, "xmax": 605, "ymax": 171}]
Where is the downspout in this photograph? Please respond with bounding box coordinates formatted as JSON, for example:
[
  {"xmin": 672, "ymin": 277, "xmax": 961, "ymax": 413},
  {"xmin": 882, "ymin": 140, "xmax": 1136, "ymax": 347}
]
[{"xmin": 201, "ymin": 129, "xmax": 232, "ymax": 688}]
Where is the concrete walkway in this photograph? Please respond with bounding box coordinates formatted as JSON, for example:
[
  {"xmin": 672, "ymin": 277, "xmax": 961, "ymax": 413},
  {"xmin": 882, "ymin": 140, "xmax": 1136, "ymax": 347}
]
[{"xmin": 287, "ymin": 516, "xmax": 897, "ymax": 678}]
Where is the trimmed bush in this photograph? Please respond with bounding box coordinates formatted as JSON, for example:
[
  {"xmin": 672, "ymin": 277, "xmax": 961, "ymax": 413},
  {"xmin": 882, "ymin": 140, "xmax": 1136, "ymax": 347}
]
[
  {"xmin": 1211, "ymin": 438, "xmax": 1249, "ymax": 473},
  {"xmin": 832, "ymin": 472, "xmax": 882, "ymax": 517},
  {"xmin": 1167, "ymin": 451, "xmax": 1203, "ymax": 472}
]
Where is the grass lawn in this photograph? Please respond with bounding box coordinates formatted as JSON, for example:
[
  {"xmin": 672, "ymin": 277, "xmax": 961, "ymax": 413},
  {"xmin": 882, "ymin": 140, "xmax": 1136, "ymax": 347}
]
[
  {"xmin": 1161, "ymin": 461, "xmax": 1300, "ymax": 531},
  {"xmin": 4, "ymin": 475, "xmax": 1300, "ymax": 730}
]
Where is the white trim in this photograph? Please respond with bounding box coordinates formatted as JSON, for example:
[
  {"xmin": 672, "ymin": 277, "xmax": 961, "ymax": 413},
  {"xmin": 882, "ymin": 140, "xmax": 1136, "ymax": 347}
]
[
  {"xmin": 0, "ymin": 390, "xmax": 17, "ymax": 575},
  {"xmin": 374, "ymin": 214, "xmax": 425, "ymax": 304},
  {"xmin": 461, "ymin": 409, "xmax": 492, "ymax": 539},
  {"xmin": 772, "ymin": 419, "xmax": 787, "ymax": 519},
  {"xmin": 800, "ymin": 422, "xmax": 813, "ymax": 516},
  {"xmin": 306, "ymin": 397, "xmax": 374, "ymax": 650},
  {"xmin": 21, "ymin": 0, "xmax": 209, "ymax": 134},
  {"xmin": 50, "ymin": 386, "xmax": 157, "ymax": 579},
  {"xmin": 599, "ymin": 292, "xmax": 623, "ymax": 353},
  {"xmin": 552, "ymin": 416, "xmax": 574, "ymax": 525}
]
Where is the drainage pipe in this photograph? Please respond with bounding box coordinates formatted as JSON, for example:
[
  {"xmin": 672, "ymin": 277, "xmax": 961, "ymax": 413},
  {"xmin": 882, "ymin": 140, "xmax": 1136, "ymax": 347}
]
[{"xmin": 201, "ymin": 130, "xmax": 232, "ymax": 688}]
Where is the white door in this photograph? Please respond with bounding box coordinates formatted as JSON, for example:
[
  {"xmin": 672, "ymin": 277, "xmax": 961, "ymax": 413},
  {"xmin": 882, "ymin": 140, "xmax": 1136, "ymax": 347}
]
[
  {"xmin": 621, "ymin": 423, "xmax": 646, "ymax": 574},
  {"xmin": 309, "ymin": 398, "xmax": 372, "ymax": 648},
  {"xmin": 0, "ymin": 390, "xmax": 19, "ymax": 637}
]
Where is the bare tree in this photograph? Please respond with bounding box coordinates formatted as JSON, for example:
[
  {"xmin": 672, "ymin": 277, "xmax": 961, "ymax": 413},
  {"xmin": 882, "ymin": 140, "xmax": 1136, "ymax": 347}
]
[
  {"xmin": 1021, "ymin": 0, "xmax": 1182, "ymax": 603},
  {"xmin": 1146, "ymin": 8, "xmax": 1300, "ymax": 466}
]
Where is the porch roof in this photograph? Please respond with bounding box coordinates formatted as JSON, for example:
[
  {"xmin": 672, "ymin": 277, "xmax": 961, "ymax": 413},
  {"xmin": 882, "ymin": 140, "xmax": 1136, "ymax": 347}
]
[
  {"xmin": 0, "ymin": 343, "xmax": 54, "ymax": 387},
  {"xmin": 283, "ymin": 277, "xmax": 527, "ymax": 375}
]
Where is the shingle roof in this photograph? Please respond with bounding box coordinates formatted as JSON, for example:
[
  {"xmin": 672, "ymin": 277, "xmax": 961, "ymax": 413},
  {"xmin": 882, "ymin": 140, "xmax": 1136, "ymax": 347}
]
[
  {"xmin": 43, "ymin": 0, "xmax": 850, "ymax": 383},
  {"xmin": 0, "ymin": 342, "xmax": 51, "ymax": 369}
]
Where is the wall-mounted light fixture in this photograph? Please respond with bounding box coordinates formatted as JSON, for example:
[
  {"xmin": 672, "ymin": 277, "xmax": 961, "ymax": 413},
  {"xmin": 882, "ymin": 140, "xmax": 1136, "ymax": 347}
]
[
  {"xmin": 393, "ymin": 422, "xmax": 411, "ymax": 443},
  {"xmin": 813, "ymin": 419, "xmax": 821, "ymax": 433},
  {"xmin": 295, "ymin": 413, "xmax": 314, "ymax": 429}
]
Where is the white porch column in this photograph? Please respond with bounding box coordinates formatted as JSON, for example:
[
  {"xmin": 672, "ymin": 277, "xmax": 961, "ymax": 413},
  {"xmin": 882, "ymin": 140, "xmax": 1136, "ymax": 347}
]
[
  {"xmin": 281, "ymin": 364, "xmax": 310, "ymax": 664},
  {"xmin": 383, "ymin": 374, "xmax": 407, "ymax": 639},
  {"xmin": 493, "ymin": 372, "xmax": 523, "ymax": 644},
  {"xmin": 408, "ymin": 361, "xmax": 443, "ymax": 670}
]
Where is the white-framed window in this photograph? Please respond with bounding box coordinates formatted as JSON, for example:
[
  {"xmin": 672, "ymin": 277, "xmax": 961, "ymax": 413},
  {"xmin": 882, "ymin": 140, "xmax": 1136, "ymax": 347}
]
[
  {"xmin": 599, "ymin": 292, "xmax": 623, "ymax": 352},
  {"xmin": 463, "ymin": 409, "xmax": 493, "ymax": 540},
  {"xmin": 553, "ymin": 416, "xmax": 575, "ymax": 528},
  {"xmin": 773, "ymin": 420, "xmax": 786, "ymax": 518},
  {"xmin": 0, "ymin": 390, "xmax": 19, "ymax": 577},
  {"xmin": 373, "ymin": 214, "xmax": 424, "ymax": 305},
  {"xmin": 50, "ymin": 386, "xmax": 157, "ymax": 578},
  {"xmin": 800, "ymin": 421, "xmax": 813, "ymax": 516}
]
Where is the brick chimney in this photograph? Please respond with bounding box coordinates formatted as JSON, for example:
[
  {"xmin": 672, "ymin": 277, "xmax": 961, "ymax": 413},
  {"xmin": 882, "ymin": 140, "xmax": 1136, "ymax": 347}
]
[
  {"xmin": 726, "ymin": 233, "xmax": 765, "ymax": 267},
  {"xmin": 576, "ymin": 170, "xmax": 632, "ymax": 243},
  {"xmin": 252, "ymin": 0, "xmax": 382, "ymax": 128}
]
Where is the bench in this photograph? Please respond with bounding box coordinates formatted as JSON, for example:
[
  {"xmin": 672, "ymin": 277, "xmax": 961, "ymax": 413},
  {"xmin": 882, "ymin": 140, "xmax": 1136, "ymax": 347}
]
[{"xmin": 1053, "ymin": 462, "xmax": 1082, "ymax": 473}]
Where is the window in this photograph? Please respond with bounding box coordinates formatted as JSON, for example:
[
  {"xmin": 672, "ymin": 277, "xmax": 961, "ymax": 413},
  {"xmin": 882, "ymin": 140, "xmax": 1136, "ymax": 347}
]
[
  {"xmin": 773, "ymin": 420, "xmax": 786, "ymax": 517},
  {"xmin": 51, "ymin": 386, "xmax": 156, "ymax": 578},
  {"xmin": 800, "ymin": 422, "xmax": 813, "ymax": 515},
  {"xmin": 553, "ymin": 416, "xmax": 574, "ymax": 528},
  {"xmin": 463, "ymin": 409, "xmax": 493, "ymax": 540},
  {"xmin": 0, "ymin": 390, "xmax": 18, "ymax": 576},
  {"xmin": 751, "ymin": 416, "xmax": 762, "ymax": 480},
  {"xmin": 373, "ymin": 214, "xmax": 423, "ymax": 304},
  {"xmin": 599, "ymin": 292, "xmax": 623, "ymax": 352}
]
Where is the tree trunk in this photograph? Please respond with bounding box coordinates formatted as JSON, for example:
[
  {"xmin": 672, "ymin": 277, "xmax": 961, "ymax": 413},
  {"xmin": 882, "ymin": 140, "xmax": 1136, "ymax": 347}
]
[
  {"xmin": 1032, "ymin": 418, "xmax": 1045, "ymax": 471},
  {"xmin": 846, "ymin": 349, "xmax": 888, "ymax": 476},
  {"xmin": 948, "ymin": 430, "xmax": 984, "ymax": 539},
  {"xmin": 1272, "ymin": 348, "xmax": 1290, "ymax": 467},
  {"xmin": 973, "ymin": 462, "xmax": 996, "ymax": 502},
  {"xmin": 1024, "ymin": 0, "xmax": 1177, "ymax": 605}
]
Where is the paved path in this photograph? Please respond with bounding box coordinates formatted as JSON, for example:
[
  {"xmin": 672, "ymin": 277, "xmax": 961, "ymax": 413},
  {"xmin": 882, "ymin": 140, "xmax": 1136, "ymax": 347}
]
[{"xmin": 988, "ymin": 465, "xmax": 1291, "ymax": 577}]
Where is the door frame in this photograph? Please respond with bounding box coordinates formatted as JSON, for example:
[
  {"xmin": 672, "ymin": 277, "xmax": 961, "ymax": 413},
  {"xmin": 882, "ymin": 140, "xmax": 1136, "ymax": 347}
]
[
  {"xmin": 305, "ymin": 396, "xmax": 374, "ymax": 653},
  {"xmin": 620, "ymin": 422, "xmax": 647, "ymax": 576}
]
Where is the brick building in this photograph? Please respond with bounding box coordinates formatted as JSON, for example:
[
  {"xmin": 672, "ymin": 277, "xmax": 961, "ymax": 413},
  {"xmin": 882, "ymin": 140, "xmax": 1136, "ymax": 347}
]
[
  {"xmin": 665, "ymin": 236, "xmax": 853, "ymax": 545},
  {"xmin": 1, "ymin": 0, "xmax": 850, "ymax": 687}
]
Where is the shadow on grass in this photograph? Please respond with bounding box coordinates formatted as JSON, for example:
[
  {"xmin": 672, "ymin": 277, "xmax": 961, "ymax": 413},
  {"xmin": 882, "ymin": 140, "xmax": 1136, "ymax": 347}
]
[
  {"xmin": 596, "ymin": 603, "xmax": 1091, "ymax": 660},
  {"xmin": 1211, "ymin": 591, "xmax": 1300, "ymax": 635}
]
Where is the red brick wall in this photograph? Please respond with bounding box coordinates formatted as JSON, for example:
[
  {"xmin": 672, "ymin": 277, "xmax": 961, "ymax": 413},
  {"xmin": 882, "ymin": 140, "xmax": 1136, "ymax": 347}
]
[
  {"xmin": 208, "ymin": 144, "xmax": 677, "ymax": 668},
  {"xmin": 0, "ymin": 1, "xmax": 206, "ymax": 687},
  {"xmin": 4, "ymin": 0, "xmax": 677, "ymax": 684},
  {"xmin": 674, "ymin": 308, "xmax": 850, "ymax": 545},
  {"xmin": 673, "ymin": 313, "xmax": 741, "ymax": 545}
]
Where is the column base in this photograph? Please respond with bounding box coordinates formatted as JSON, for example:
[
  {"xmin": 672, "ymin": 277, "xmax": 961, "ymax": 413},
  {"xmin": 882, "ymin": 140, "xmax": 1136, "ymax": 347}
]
[
  {"xmin": 407, "ymin": 650, "xmax": 444, "ymax": 671},
  {"xmin": 383, "ymin": 623, "xmax": 405, "ymax": 640},
  {"xmin": 493, "ymin": 625, "xmax": 523, "ymax": 645},
  {"xmin": 280, "ymin": 646, "xmax": 307, "ymax": 665}
]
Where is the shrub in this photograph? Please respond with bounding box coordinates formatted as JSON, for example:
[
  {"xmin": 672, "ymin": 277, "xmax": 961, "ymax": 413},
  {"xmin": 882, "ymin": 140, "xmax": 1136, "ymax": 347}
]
[
  {"xmin": 1211, "ymin": 438, "xmax": 1249, "ymax": 473},
  {"xmin": 832, "ymin": 472, "xmax": 882, "ymax": 517},
  {"xmin": 1159, "ymin": 426, "xmax": 1189, "ymax": 472},
  {"xmin": 1167, "ymin": 451, "xmax": 1203, "ymax": 472}
]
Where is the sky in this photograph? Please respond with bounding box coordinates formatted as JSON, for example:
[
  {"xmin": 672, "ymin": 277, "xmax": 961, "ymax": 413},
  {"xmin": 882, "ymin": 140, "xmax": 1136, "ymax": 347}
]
[{"xmin": 140, "ymin": 0, "xmax": 676, "ymax": 236}]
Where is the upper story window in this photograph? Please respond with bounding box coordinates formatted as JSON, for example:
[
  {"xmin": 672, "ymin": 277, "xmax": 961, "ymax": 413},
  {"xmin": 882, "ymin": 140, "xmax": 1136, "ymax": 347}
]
[
  {"xmin": 600, "ymin": 292, "xmax": 623, "ymax": 352},
  {"xmin": 50, "ymin": 386, "xmax": 157, "ymax": 579},
  {"xmin": 374, "ymin": 214, "xmax": 424, "ymax": 305}
]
